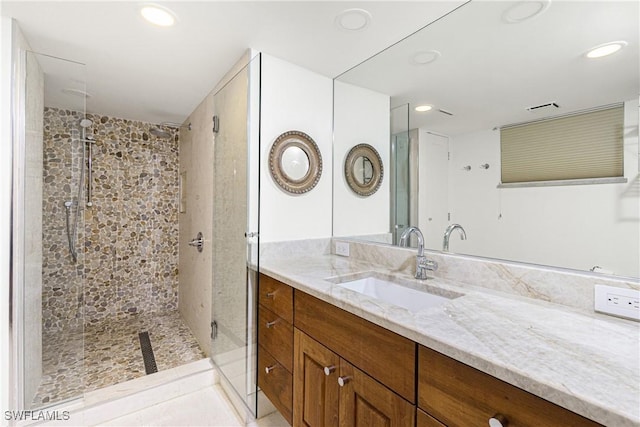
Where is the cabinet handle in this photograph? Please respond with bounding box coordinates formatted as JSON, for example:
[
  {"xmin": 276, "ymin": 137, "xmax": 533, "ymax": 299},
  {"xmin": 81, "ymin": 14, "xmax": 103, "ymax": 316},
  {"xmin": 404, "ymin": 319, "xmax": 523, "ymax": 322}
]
[
  {"xmin": 323, "ymin": 366, "xmax": 335, "ymax": 376},
  {"xmin": 337, "ymin": 376, "xmax": 351, "ymax": 387},
  {"xmin": 265, "ymin": 292, "xmax": 275, "ymax": 299},
  {"xmin": 265, "ymin": 365, "xmax": 277, "ymax": 374},
  {"xmin": 265, "ymin": 320, "xmax": 277, "ymax": 328},
  {"xmin": 489, "ymin": 414, "xmax": 508, "ymax": 427}
]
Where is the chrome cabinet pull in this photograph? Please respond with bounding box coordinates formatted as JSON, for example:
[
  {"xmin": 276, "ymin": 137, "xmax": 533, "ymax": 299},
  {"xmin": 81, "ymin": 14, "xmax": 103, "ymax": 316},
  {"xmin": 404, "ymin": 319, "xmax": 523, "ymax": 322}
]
[
  {"xmin": 188, "ymin": 232, "xmax": 204, "ymax": 252},
  {"xmin": 265, "ymin": 320, "xmax": 277, "ymax": 328},
  {"xmin": 489, "ymin": 414, "xmax": 508, "ymax": 427},
  {"xmin": 337, "ymin": 376, "xmax": 351, "ymax": 387},
  {"xmin": 265, "ymin": 365, "xmax": 277, "ymax": 374},
  {"xmin": 323, "ymin": 366, "xmax": 335, "ymax": 376},
  {"xmin": 265, "ymin": 291, "xmax": 275, "ymax": 299}
]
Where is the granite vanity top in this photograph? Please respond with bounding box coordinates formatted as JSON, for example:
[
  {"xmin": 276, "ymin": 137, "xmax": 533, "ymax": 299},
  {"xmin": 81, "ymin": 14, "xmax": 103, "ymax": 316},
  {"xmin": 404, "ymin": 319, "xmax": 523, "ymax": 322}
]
[{"xmin": 259, "ymin": 254, "xmax": 640, "ymax": 427}]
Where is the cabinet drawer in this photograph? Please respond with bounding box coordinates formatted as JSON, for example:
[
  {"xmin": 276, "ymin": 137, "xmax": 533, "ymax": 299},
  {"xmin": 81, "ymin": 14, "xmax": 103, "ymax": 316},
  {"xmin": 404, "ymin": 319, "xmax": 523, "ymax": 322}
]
[
  {"xmin": 418, "ymin": 346, "xmax": 601, "ymax": 427},
  {"xmin": 295, "ymin": 290, "xmax": 416, "ymax": 403},
  {"xmin": 259, "ymin": 273, "xmax": 293, "ymax": 323},
  {"xmin": 258, "ymin": 344, "xmax": 292, "ymax": 425},
  {"xmin": 258, "ymin": 305, "xmax": 293, "ymax": 373}
]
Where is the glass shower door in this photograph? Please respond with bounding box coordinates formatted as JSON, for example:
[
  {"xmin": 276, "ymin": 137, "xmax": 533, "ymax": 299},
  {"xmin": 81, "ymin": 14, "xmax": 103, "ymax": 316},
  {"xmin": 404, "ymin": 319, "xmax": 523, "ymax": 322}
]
[
  {"xmin": 19, "ymin": 51, "xmax": 87, "ymax": 409},
  {"xmin": 211, "ymin": 54, "xmax": 260, "ymax": 416}
]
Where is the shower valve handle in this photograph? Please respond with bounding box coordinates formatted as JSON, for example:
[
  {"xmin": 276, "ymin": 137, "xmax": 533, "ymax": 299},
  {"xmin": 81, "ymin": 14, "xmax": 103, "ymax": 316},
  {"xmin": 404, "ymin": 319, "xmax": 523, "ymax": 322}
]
[{"xmin": 188, "ymin": 232, "xmax": 204, "ymax": 252}]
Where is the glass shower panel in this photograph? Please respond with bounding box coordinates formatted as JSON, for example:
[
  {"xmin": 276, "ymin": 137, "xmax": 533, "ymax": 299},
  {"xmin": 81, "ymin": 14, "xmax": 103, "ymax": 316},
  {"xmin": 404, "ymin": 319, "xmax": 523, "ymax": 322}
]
[
  {"xmin": 390, "ymin": 104, "xmax": 410, "ymax": 245},
  {"xmin": 211, "ymin": 54, "xmax": 260, "ymax": 416},
  {"xmin": 23, "ymin": 51, "xmax": 87, "ymax": 409}
]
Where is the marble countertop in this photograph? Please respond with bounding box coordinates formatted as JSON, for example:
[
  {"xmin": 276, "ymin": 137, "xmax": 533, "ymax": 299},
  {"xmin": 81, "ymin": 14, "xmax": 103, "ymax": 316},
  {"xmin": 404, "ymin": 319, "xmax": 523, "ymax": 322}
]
[{"xmin": 259, "ymin": 254, "xmax": 640, "ymax": 427}]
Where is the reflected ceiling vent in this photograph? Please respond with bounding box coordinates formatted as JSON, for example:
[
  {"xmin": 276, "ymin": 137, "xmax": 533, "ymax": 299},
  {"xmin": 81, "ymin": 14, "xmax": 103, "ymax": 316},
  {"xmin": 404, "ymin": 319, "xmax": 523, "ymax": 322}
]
[
  {"xmin": 438, "ymin": 108, "xmax": 453, "ymax": 116},
  {"xmin": 527, "ymin": 102, "xmax": 559, "ymax": 112}
]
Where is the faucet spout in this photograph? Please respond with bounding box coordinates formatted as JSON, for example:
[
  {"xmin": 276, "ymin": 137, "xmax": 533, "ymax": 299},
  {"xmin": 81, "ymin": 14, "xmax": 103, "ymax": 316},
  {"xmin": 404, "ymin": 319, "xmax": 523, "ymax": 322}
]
[
  {"xmin": 399, "ymin": 226, "xmax": 437, "ymax": 279},
  {"xmin": 443, "ymin": 223, "xmax": 467, "ymax": 252},
  {"xmin": 399, "ymin": 226, "xmax": 424, "ymax": 256}
]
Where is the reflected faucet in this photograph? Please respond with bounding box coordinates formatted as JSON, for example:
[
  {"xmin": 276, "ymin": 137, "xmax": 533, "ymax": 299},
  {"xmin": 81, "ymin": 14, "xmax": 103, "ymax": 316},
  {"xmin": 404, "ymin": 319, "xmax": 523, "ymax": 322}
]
[
  {"xmin": 399, "ymin": 226, "xmax": 438, "ymax": 280},
  {"xmin": 443, "ymin": 224, "xmax": 467, "ymax": 252}
]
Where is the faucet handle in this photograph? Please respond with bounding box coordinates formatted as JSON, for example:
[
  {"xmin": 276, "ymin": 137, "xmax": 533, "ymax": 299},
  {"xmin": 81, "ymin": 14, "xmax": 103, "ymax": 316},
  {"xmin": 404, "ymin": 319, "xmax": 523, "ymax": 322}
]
[{"xmin": 418, "ymin": 257, "xmax": 438, "ymax": 271}]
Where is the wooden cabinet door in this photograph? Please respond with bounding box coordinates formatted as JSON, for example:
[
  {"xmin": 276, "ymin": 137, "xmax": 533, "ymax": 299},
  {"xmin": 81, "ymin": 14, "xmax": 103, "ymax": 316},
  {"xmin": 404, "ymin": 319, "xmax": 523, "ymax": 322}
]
[
  {"xmin": 338, "ymin": 359, "xmax": 414, "ymax": 427},
  {"xmin": 293, "ymin": 329, "xmax": 340, "ymax": 427}
]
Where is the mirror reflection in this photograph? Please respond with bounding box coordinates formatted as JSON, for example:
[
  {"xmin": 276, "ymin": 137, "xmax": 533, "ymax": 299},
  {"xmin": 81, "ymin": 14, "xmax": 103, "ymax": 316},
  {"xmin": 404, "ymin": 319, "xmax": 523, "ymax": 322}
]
[
  {"xmin": 353, "ymin": 156, "xmax": 373, "ymax": 185},
  {"xmin": 333, "ymin": 1, "xmax": 639, "ymax": 278},
  {"xmin": 281, "ymin": 146, "xmax": 309, "ymax": 181}
]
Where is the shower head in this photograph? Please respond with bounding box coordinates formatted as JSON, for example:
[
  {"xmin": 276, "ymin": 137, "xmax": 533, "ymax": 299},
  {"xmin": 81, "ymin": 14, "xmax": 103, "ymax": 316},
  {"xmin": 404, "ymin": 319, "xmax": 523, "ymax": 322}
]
[
  {"xmin": 161, "ymin": 121, "xmax": 192, "ymax": 131},
  {"xmin": 149, "ymin": 127, "xmax": 172, "ymax": 139},
  {"xmin": 80, "ymin": 118, "xmax": 93, "ymax": 128}
]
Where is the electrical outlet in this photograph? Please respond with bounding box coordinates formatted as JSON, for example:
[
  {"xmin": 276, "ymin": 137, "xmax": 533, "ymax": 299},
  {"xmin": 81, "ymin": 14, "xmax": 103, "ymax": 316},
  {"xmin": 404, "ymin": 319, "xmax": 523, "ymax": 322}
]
[
  {"xmin": 335, "ymin": 241, "xmax": 350, "ymax": 257},
  {"xmin": 594, "ymin": 285, "xmax": 640, "ymax": 321}
]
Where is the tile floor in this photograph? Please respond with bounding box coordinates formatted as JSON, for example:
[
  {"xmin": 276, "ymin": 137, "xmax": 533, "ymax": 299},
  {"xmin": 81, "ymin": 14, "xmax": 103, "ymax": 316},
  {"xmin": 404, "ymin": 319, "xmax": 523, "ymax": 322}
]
[
  {"xmin": 99, "ymin": 385, "xmax": 289, "ymax": 427},
  {"xmin": 33, "ymin": 310, "xmax": 205, "ymax": 408}
]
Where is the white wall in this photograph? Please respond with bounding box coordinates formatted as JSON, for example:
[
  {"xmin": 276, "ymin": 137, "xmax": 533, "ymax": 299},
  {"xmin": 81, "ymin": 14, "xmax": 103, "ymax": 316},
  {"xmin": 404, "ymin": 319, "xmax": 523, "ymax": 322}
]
[
  {"xmin": 259, "ymin": 54, "xmax": 333, "ymax": 242},
  {"xmin": 333, "ymin": 81, "xmax": 390, "ymax": 238},
  {"xmin": 445, "ymin": 99, "xmax": 639, "ymax": 277},
  {"xmin": 1, "ymin": 15, "xmax": 15, "ymax": 417}
]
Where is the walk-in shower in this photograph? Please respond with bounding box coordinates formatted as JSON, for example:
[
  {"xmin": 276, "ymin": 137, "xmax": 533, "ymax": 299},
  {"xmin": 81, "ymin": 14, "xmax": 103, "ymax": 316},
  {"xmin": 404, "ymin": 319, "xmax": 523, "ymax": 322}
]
[{"xmin": 14, "ymin": 49, "xmax": 206, "ymax": 411}]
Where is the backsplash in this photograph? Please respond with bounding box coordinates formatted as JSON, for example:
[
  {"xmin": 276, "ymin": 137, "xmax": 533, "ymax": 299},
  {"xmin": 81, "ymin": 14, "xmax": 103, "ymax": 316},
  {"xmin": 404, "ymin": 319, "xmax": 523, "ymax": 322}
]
[
  {"xmin": 334, "ymin": 238, "xmax": 640, "ymax": 314},
  {"xmin": 42, "ymin": 108, "xmax": 179, "ymax": 331}
]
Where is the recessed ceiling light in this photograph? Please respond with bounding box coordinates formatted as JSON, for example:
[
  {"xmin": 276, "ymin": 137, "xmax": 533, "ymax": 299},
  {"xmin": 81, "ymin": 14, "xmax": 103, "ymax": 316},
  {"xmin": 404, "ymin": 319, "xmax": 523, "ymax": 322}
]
[
  {"xmin": 335, "ymin": 8, "xmax": 372, "ymax": 32},
  {"xmin": 585, "ymin": 41, "xmax": 627, "ymax": 59},
  {"xmin": 415, "ymin": 105, "xmax": 433, "ymax": 112},
  {"xmin": 140, "ymin": 4, "xmax": 177, "ymax": 27},
  {"xmin": 410, "ymin": 50, "xmax": 441, "ymax": 66},
  {"xmin": 502, "ymin": 0, "xmax": 550, "ymax": 24}
]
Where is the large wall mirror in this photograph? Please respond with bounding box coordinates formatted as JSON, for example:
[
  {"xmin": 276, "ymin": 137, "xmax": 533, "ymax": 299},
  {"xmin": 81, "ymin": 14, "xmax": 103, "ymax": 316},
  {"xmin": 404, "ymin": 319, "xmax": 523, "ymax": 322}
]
[{"xmin": 333, "ymin": 0, "xmax": 639, "ymax": 279}]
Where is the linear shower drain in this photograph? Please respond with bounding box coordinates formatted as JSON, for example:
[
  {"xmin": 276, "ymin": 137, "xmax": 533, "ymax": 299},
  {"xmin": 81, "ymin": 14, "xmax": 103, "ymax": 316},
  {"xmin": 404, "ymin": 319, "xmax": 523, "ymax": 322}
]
[{"xmin": 138, "ymin": 331, "xmax": 158, "ymax": 374}]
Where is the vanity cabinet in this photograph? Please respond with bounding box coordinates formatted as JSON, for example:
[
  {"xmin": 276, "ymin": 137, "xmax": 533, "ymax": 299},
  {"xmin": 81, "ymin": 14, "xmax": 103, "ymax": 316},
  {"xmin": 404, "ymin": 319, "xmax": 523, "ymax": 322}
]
[
  {"xmin": 257, "ymin": 273, "xmax": 294, "ymax": 424},
  {"xmin": 418, "ymin": 346, "xmax": 602, "ymax": 427},
  {"xmin": 293, "ymin": 291, "xmax": 415, "ymax": 427},
  {"xmin": 294, "ymin": 290, "xmax": 416, "ymax": 402},
  {"xmin": 257, "ymin": 273, "xmax": 603, "ymax": 427},
  {"xmin": 294, "ymin": 328, "xmax": 414, "ymax": 427}
]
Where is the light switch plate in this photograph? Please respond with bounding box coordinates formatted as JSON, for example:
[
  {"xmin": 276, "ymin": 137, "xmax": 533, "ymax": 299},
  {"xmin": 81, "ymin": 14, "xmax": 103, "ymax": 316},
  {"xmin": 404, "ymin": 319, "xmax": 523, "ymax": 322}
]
[
  {"xmin": 335, "ymin": 241, "xmax": 350, "ymax": 257},
  {"xmin": 594, "ymin": 285, "xmax": 640, "ymax": 321}
]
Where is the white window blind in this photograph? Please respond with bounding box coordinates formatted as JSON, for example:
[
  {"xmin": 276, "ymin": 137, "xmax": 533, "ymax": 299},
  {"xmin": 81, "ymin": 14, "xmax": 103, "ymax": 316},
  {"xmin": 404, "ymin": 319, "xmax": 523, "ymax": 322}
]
[{"xmin": 500, "ymin": 104, "xmax": 624, "ymax": 184}]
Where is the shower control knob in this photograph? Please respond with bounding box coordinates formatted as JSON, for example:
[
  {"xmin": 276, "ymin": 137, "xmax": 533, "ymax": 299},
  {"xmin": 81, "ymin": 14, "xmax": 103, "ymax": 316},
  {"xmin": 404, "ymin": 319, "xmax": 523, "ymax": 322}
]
[{"xmin": 188, "ymin": 232, "xmax": 204, "ymax": 252}]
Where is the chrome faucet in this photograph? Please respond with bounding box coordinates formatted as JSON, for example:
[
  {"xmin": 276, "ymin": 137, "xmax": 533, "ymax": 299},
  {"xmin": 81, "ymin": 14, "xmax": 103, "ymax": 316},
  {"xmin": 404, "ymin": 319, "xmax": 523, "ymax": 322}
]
[
  {"xmin": 443, "ymin": 224, "xmax": 467, "ymax": 252},
  {"xmin": 399, "ymin": 226, "xmax": 438, "ymax": 280}
]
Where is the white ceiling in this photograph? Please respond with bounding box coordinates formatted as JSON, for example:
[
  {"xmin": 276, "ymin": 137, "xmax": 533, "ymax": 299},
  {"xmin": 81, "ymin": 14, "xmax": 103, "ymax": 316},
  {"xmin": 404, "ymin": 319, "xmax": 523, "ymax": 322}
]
[
  {"xmin": 338, "ymin": 0, "xmax": 639, "ymax": 136},
  {"xmin": 1, "ymin": 0, "xmax": 466, "ymax": 124}
]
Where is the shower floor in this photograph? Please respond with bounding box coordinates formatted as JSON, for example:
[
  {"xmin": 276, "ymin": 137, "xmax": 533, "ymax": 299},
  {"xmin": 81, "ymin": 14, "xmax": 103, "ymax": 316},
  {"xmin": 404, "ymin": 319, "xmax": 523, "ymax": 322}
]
[{"xmin": 32, "ymin": 310, "xmax": 206, "ymax": 408}]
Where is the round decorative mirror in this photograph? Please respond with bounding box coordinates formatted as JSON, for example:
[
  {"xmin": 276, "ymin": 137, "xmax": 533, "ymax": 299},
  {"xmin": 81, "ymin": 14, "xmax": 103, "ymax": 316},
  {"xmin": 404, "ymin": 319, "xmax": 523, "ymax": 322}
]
[
  {"xmin": 269, "ymin": 130, "xmax": 322, "ymax": 194},
  {"xmin": 344, "ymin": 143, "xmax": 383, "ymax": 196}
]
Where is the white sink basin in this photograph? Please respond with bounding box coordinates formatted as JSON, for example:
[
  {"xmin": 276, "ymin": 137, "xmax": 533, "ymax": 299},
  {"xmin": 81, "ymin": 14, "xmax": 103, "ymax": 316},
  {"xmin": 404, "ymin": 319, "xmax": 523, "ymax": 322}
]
[{"xmin": 335, "ymin": 275, "xmax": 458, "ymax": 313}]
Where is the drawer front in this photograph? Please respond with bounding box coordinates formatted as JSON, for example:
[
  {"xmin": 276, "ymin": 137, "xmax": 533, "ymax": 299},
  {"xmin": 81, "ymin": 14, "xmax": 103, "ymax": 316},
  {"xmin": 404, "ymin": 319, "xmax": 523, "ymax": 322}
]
[
  {"xmin": 418, "ymin": 346, "xmax": 602, "ymax": 427},
  {"xmin": 259, "ymin": 273, "xmax": 293, "ymax": 323},
  {"xmin": 258, "ymin": 305, "xmax": 293, "ymax": 373},
  {"xmin": 258, "ymin": 345, "xmax": 293, "ymax": 425},
  {"xmin": 295, "ymin": 290, "xmax": 416, "ymax": 403}
]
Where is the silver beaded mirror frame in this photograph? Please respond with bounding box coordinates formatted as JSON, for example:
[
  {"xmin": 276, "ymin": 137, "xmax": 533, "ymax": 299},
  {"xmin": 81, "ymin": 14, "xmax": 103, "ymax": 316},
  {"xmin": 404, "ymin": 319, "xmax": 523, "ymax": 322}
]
[
  {"xmin": 344, "ymin": 143, "xmax": 383, "ymax": 197},
  {"xmin": 269, "ymin": 130, "xmax": 322, "ymax": 194}
]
